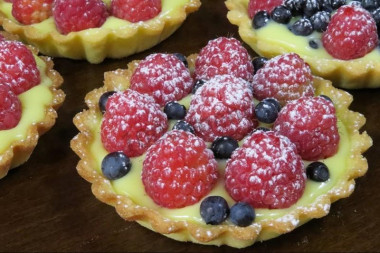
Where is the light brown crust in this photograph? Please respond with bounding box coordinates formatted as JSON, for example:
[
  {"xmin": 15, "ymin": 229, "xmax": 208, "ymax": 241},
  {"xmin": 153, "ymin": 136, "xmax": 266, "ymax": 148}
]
[
  {"xmin": 225, "ymin": 0, "xmax": 380, "ymax": 89},
  {"xmin": 0, "ymin": 32, "xmax": 65, "ymax": 179},
  {"xmin": 71, "ymin": 54, "xmax": 372, "ymax": 248},
  {"xmin": 0, "ymin": 0, "xmax": 201, "ymax": 64}
]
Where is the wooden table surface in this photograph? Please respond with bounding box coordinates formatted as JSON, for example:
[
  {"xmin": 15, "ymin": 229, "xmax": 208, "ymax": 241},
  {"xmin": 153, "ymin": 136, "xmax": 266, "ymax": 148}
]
[{"xmin": 1, "ymin": 1, "xmax": 380, "ymax": 252}]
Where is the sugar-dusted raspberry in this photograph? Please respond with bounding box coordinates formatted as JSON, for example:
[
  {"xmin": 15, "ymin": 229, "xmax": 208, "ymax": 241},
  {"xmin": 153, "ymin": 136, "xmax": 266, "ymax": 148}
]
[
  {"xmin": 0, "ymin": 40, "xmax": 40, "ymax": 95},
  {"xmin": 252, "ymin": 53, "xmax": 314, "ymax": 106},
  {"xmin": 185, "ymin": 74, "xmax": 257, "ymax": 142},
  {"xmin": 130, "ymin": 53, "xmax": 193, "ymax": 106},
  {"xmin": 111, "ymin": 0, "xmax": 161, "ymax": 23},
  {"xmin": 248, "ymin": 0, "xmax": 284, "ymax": 19},
  {"xmin": 0, "ymin": 85, "xmax": 22, "ymax": 130},
  {"xmin": 225, "ymin": 130, "xmax": 306, "ymax": 209},
  {"xmin": 53, "ymin": 0, "xmax": 108, "ymax": 34},
  {"xmin": 12, "ymin": 0, "xmax": 53, "ymax": 25},
  {"xmin": 274, "ymin": 96, "xmax": 339, "ymax": 161},
  {"xmin": 142, "ymin": 130, "xmax": 219, "ymax": 208},
  {"xmin": 322, "ymin": 5, "xmax": 378, "ymax": 60},
  {"xmin": 195, "ymin": 37, "xmax": 254, "ymax": 82},
  {"xmin": 101, "ymin": 90, "xmax": 168, "ymax": 157}
]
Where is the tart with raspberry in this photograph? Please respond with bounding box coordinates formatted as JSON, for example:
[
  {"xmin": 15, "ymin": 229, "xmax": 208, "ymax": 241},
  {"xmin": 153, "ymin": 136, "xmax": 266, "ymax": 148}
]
[
  {"xmin": 226, "ymin": 0, "xmax": 380, "ymax": 89},
  {"xmin": 0, "ymin": 32, "xmax": 65, "ymax": 179},
  {"xmin": 71, "ymin": 37, "xmax": 371, "ymax": 248},
  {"xmin": 0, "ymin": 0, "xmax": 201, "ymax": 64}
]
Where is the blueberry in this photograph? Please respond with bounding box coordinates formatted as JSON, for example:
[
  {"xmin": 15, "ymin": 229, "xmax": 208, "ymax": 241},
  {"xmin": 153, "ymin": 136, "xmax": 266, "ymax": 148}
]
[
  {"xmin": 255, "ymin": 100, "xmax": 279, "ymax": 124},
  {"xmin": 362, "ymin": 0, "xmax": 380, "ymax": 10},
  {"xmin": 271, "ymin": 5, "xmax": 293, "ymax": 24},
  {"xmin": 310, "ymin": 11, "xmax": 330, "ymax": 32},
  {"xmin": 211, "ymin": 136, "xmax": 239, "ymax": 159},
  {"xmin": 101, "ymin": 151, "xmax": 131, "ymax": 180},
  {"xmin": 252, "ymin": 57, "xmax": 268, "ymax": 74},
  {"xmin": 284, "ymin": 0, "xmax": 306, "ymax": 16},
  {"xmin": 309, "ymin": 39, "xmax": 319, "ymax": 49},
  {"xmin": 172, "ymin": 120, "xmax": 195, "ymax": 134},
  {"xmin": 164, "ymin": 101, "xmax": 187, "ymax": 119},
  {"xmin": 192, "ymin": 79, "xmax": 206, "ymax": 94},
  {"xmin": 229, "ymin": 202, "xmax": 256, "ymax": 227},
  {"xmin": 306, "ymin": 162, "xmax": 330, "ymax": 182},
  {"xmin": 303, "ymin": 0, "xmax": 321, "ymax": 17},
  {"xmin": 372, "ymin": 7, "xmax": 380, "ymax": 28},
  {"xmin": 173, "ymin": 53, "xmax": 188, "ymax": 68},
  {"xmin": 200, "ymin": 196, "xmax": 230, "ymax": 225},
  {"xmin": 262, "ymin": 98, "xmax": 281, "ymax": 113},
  {"xmin": 99, "ymin": 91, "xmax": 117, "ymax": 114},
  {"xmin": 252, "ymin": 11, "xmax": 270, "ymax": 29},
  {"xmin": 331, "ymin": 0, "xmax": 346, "ymax": 9},
  {"xmin": 319, "ymin": 94, "xmax": 333, "ymax": 102},
  {"xmin": 321, "ymin": 0, "xmax": 333, "ymax": 12},
  {"xmin": 254, "ymin": 127, "xmax": 271, "ymax": 132},
  {"xmin": 289, "ymin": 18, "xmax": 314, "ymax": 36}
]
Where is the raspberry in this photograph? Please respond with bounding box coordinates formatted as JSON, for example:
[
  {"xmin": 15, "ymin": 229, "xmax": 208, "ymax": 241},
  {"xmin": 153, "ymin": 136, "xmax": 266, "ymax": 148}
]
[
  {"xmin": 0, "ymin": 40, "xmax": 40, "ymax": 95},
  {"xmin": 111, "ymin": 0, "xmax": 161, "ymax": 23},
  {"xmin": 53, "ymin": 0, "xmax": 108, "ymax": 34},
  {"xmin": 225, "ymin": 130, "xmax": 306, "ymax": 209},
  {"xmin": 252, "ymin": 53, "xmax": 314, "ymax": 106},
  {"xmin": 185, "ymin": 75, "xmax": 257, "ymax": 142},
  {"xmin": 12, "ymin": 0, "xmax": 53, "ymax": 25},
  {"xmin": 101, "ymin": 90, "xmax": 168, "ymax": 157},
  {"xmin": 195, "ymin": 37, "xmax": 254, "ymax": 82},
  {"xmin": 273, "ymin": 96, "xmax": 339, "ymax": 161},
  {"xmin": 142, "ymin": 130, "xmax": 218, "ymax": 208},
  {"xmin": 0, "ymin": 85, "xmax": 22, "ymax": 130},
  {"xmin": 322, "ymin": 5, "xmax": 378, "ymax": 60},
  {"xmin": 248, "ymin": 0, "xmax": 284, "ymax": 19},
  {"xmin": 130, "ymin": 53, "xmax": 193, "ymax": 106}
]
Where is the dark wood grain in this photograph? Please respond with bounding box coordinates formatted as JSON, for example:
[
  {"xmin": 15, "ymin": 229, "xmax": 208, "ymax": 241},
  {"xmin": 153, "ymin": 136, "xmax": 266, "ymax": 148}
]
[{"xmin": 1, "ymin": 0, "xmax": 379, "ymax": 251}]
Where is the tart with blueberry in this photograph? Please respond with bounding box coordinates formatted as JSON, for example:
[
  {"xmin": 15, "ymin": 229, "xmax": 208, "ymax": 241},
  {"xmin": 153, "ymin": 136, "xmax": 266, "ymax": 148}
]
[
  {"xmin": 226, "ymin": 0, "xmax": 380, "ymax": 88},
  {"xmin": 0, "ymin": 32, "xmax": 65, "ymax": 179},
  {"xmin": 71, "ymin": 37, "xmax": 371, "ymax": 248},
  {"xmin": 0, "ymin": 0, "xmax": 201, "ymax": 64}
]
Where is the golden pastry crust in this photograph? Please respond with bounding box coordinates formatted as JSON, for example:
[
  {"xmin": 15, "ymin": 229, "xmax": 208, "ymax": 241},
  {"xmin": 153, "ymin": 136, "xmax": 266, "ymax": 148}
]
[
  {"xmin": 225, "ymin": 0, "xmax": 380, "ymax": 89},
  {"xmin": 0, "ymin": 0, "xmax": 201, "ymax": 64},
  {"xmin": 0, "ymin": 32, "xmax": 65, "ymax": 179},
  {"xmin": 71, "ymin": 54, "xmax": 372, "ymax": 248}
]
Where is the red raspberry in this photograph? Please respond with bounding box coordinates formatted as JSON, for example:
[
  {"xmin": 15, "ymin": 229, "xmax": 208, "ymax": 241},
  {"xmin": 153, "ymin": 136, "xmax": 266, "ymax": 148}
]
[
  {"xmin": 252, "ymin": 53, "xmax": 314, "ymax": 106},
  {"xmin": 12, "ymin": 0, "xmax": 53, "ymax": 25},
  {"xmin": 195, "ymin": 37, "xmax": 254, "ymax": 82},
  {"xmin": 111, "ymin": 0, "xmax": 161, "ymax": 23},
  {"xmin": 225, "ymin": 130, "xmax": 306, "ymax": 209},
  {"xmin": 0, "ymin": 85, "xmax": 22, "ymax": 130},
  {"xmin": 0, "ymin": 40, "xmax": 40, "ymax": 95},
  {"xmin": 53, "ymin": 0, "xmax": 108, "ymax": 34},
  {"xmin": 322, "ymin": 5, "xmax": 378, "ymax": 60},
  {"xmin": 273, "ymin": 96, "xmax": 339, "ymax": 161},
  {"xmin": 248, "ymin": 0, "xmax": 284, "ymax": 19},
  {"xmin": 101, "ymin": 90, "xmax": 168, "ymax": 157},
  {"xmin": 142, "ymin": 130, "xmax": 219, "ymax": 208},
  {"xmin": 130, "ymin": 53, "xmax": 193, "ymax": 106},
  {"xmin": 185, "ymin": 75, "xmax": 257, "ymax": 142}
]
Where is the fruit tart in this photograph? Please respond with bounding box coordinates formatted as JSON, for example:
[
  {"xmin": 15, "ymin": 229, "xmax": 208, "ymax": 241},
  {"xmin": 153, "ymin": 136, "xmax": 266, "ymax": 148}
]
[
  {"xmin": 0, "ymin": 0, "xmax": 201, "ymax": 64},
  {"xmin": 226, "ymin": 0, "xmax": 380, "ymax": 89},
  {"xmin": 71, "ymin": 37, "xmax": 371, "ymax": 248},
  {"xmin": 0, "ymin": 32, "xmax": 65, "ymax": 179}
]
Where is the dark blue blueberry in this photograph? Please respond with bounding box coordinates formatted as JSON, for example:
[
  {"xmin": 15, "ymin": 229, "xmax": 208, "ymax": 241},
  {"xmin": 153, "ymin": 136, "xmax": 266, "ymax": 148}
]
[
  {"xmin": 173, "ymin": 53, "xmax": 188, "ymax": 68},
  {"xmin": 310, "ymin": 11, "xmax": 330, "ymax": 32},
  {"xmin": 306, "ymin": 162, "xmax": 330, "ymax": 182},
  {"xmin": 252, "ymin": 57, "xmax": 268, "ymax": 74},
  {"xmin": 271, "ymin": 5, "xmax": 293, "ymax": 24},
  {"xmin": 320, "ymin": 94, "xmax": 333, "ymax": 102},
  {"xmin": 252, "ymin": 11, "xmax": 270, "ymax": 29},
  {"xmin": 211, "ymin": 136, "xmax": 239, "ymax": 159},
  {"xmin": 262, "ymin": 98, "xmax": 281, "ymax": 113},
  {"xmin": 101, "ymin": 151, "xmax": 131, "ymax": 180},
  {"xmin": 371, "ymin": 7, "xmax": 380, "ymax": 30},
  {"xmin": 331, "ymin": 0, "xmax": 346, "ymax": 9},
  {"xmin": 284, "ymin": 0, "xmax": 306, "ymax": 16},
  {"xmin": 229, "ymin": 202, "xmax": 256, "ymax": 227},
  {"xmin": 192, "ymin": 79, "xmax": 205, "ymax": 94},
  {"xmin": 164, "ymin": 101, "xmax": 187, "ymax": 119},
  {"xmin": 172, "ymin": 120, "xmax": 195, "ymax": 134},
  {"xmin": 321, "ymin": 0, "xmax": 333, "ymax": 13},
  {"xmin": 254, "ymin": 127, "xmax": 271, "ymax": 132},
  {"xmin": 289, "ymin": 18, "xmax": 314, "ymax": 36},
  {"xmin": 362, "ymin": 0, "xmax": 380, "ymax": 10},
  {"xmin": 309, "ymin": 39, "xmax": 319, "ymax": 49},
  {"xmin": 200, "ymin": 196, "xmax": 230, "ymax": 225},
  {"xmin": 349, "ymin": 0, "xmax": 363, "ymax": 7},
  {"xmin": 99, "ymin": 91, "xmax": 117, "ymax": 114},
  {"xmin": 303, "ymin": 0, "xmax": 321, "ymax": 17},
  {"xmin": 255, "ymin": 100, "xmax": 279, "ymax": 124}
]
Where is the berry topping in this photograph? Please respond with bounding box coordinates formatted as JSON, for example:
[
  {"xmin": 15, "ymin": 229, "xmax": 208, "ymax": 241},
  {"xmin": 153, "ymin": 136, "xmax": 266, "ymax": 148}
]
[
  {"xmin": 163, "ymin": 101, "xmax": 187, "ymax": 120},
  {"xmin": 310, "ymin": 11, "xmax": 331, "ymax": 32},
  {"xmin": 99, "ymin": 91, "xmax": 117, "ymax": 114},
  {"xmin": 173, "ymin": 53, "xmax": 188, "ymax": 68},
  {"xmin": 185, "ymin": 75, "xmax": 257, "ymax": 142},
  {"xmin": 0, "ymin": 40, "xmax": 41, "ymax": 95},
  {"xmin": 252, "ymin": 11, "xmax": 270, "ymax": 29},
  {"xmin": 284, "ymin": 0, "xmax": 305, "ymax": 15},
  {"xmin": 142, "ymin": 130, "xmax": 219, "ymax": 208},
  {"xmin": 53, "ymin": 0, "xmax": 108, "ymax": 34},
  {"xmin": 12, "ymin": 0, "xmax": 53, "ymax": 25},
  {"xmin": 101, "ymin": 90, "xmax": 168, "ymax": 157},
  {"xmin": 303, "ymin": 0, "xmax": 321, "ymax": 17},
  {"xmin": 271, "ymin": 5, "xmax": 292, "ymax": 24},
  {"xmin": 248, "ymin": 0, "xmax": 284, "ymax": 18},
  {"xmin": 320, "ymin": 94, "xmax": 333, "ymax": 102},
  {"xmin": 306, "ymin": 161, "xmax": 330, "ymax": 182},
  {"xmin": 252, "ymin": 57, "xmax": 268, "ymax": 74},
  {"xmin": 111, "ymin": 0, "xmax": 161, "ymax": 23},
  {"xmin": 211, "ymin": 136, "xmax": 239, "ymax": 159},
  {"xmin": 252, "ymin": 53, "xmax": 314, "ymax": 106},
  {"xmin": 195, "ymin": 37, "xmax": 254, "ymax": 82},
  {"xmin": 289, "ymin": 17, "xmax": 314, "ymax": 36},
  {"xmin": 101, "ymin": 151, "xmax": 132, "ymax": 180},
  {"xmin": 274, "ymin": 96, "xmax": 339, "ymax": 160},
  {"xmin": 200, "ymin": 196, "xmax": 230, "ymax": 225},
  {"xmin": 130, "ymin": 53, "xmax": 193, "ymax": 106},
  {"xmin": 331, "ymin": 0, "xmax": 346, "ymax": 9},
  {"xmin": 192, "ymin": 79, "xmax": 205, "ymax": 94},
  {"xmin": 309, "ymin": 39, "xmax": 319, "ymax": 49},
  {"xmin": 229, "ymin": 202, "xmax": 256, "ymax": 227},
  {"xmin": 322, "ymin": 5, "xmax": 378, "ymax": 60},
  {"xmin": 172, "ymin": 120, "xmax": 195, "ymax": 134},
  {"xmin": 254, "ymin": 99, "xmax": 279, "ymax": 124},
  {"xmin": 0, "ymin": 85, "xmax": 21, "ymax": 130},
  {"xmin": 225, "ymin": 131, "xmax": 306, "ymax": 209}
]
